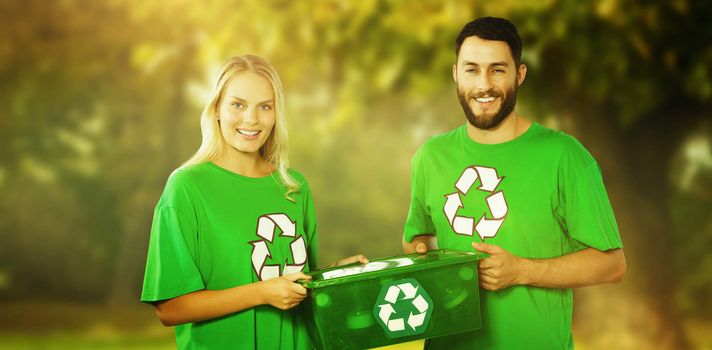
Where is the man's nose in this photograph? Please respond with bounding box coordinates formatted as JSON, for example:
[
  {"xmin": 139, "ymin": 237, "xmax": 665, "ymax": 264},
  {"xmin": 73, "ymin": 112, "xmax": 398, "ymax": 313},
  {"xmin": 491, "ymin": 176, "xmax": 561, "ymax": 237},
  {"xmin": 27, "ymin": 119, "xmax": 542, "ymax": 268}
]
[{"xmin": 475, "ymin": 73, "xmax": 492, "ymax": 92}]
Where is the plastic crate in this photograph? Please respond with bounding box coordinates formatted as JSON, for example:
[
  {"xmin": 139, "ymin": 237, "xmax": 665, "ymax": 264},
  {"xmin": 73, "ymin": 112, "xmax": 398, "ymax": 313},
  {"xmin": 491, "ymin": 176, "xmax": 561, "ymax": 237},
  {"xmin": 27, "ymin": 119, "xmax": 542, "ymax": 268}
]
[{"xmin": 301, "ymin": 249, "xmax": 486, "ymax": 349}]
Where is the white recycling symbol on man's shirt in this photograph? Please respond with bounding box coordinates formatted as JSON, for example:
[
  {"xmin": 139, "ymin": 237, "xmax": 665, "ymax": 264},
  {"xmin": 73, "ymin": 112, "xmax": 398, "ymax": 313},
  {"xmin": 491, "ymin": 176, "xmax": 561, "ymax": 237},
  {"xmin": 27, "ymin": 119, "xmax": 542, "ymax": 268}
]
[
  {"xmin": 373, "ymin": 279, "xmax": 432, "ymax": 337},
  {"xmin": 250, "ymin": 213, "xmax": 307, "ymax": 281},
  {"xmin": 444, "ymin": 165, "xmax": 508, "ymax": 240}
]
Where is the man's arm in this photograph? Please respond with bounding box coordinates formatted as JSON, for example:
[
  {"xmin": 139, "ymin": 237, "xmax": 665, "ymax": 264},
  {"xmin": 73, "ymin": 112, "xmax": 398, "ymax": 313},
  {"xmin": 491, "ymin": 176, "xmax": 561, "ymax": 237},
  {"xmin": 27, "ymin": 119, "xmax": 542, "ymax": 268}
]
[{"xmin": 472, "ymin": 242, "xmax": 626, "ymax": 291}]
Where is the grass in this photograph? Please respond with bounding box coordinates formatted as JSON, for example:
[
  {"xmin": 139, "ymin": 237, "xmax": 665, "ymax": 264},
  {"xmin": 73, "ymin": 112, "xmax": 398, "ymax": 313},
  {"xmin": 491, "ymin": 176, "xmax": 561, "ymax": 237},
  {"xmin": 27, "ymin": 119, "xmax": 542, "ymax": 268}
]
[
  {"xmin": 0, "ymin": 301, "xmax": 173, "ymax": 350},
  {"xmin": 0, "ymin": 301, "xmax": 424, "ymax": 349},
  {"xmin": 0, "ymin": 301, "xmax": 709, "ymax": 349}
]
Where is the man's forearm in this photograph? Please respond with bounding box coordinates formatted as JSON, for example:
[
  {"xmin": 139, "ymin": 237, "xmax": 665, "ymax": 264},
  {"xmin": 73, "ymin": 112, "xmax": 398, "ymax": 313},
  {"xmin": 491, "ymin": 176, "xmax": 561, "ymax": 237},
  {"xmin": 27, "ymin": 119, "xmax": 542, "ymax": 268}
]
[{"xmin": 518, "ymin": 248, "xmax": 626, "ymax": 289}]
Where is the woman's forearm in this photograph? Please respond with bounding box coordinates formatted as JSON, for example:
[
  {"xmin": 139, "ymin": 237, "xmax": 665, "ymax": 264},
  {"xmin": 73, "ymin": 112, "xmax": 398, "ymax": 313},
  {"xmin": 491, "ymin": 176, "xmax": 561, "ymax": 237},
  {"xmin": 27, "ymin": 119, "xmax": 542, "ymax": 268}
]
[{"xmin": 154, "ymin": 282, "xmax": 265, "ymax": 326}]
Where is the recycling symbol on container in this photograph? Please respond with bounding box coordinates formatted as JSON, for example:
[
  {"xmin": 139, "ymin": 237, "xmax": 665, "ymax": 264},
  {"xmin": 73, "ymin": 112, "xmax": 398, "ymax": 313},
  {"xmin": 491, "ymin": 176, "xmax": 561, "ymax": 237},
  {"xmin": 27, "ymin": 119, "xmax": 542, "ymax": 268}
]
[
  {"xmin": 373, "ymin": 278, "xmax": 433, "ymax": 338},
  {"xmin": 250, "ymin": 213, "xmax": 307, "ymax": 281},
  {"xmin": 443, "ymin": 165, "xmax": 508, "ymax": 240}
]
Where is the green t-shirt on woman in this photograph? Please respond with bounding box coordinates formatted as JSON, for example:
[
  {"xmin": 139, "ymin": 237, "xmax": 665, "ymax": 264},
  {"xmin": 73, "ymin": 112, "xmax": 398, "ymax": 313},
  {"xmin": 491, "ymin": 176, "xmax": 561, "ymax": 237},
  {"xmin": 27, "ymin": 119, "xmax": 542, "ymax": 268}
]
[
  {"xmin": 404, "ymin": 123, "xmax": 623, "ymax": 350},
  {"xmin": 141, "ymin": 162, "xmax": 318, "ymax": 349}
]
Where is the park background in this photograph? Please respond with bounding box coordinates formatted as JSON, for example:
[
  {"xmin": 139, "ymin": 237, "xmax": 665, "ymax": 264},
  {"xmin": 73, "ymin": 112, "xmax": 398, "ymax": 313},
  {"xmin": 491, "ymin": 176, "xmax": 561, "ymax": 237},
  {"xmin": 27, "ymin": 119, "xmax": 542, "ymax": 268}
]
[{"xmin": 1, "ymin": 0, "xmax": 711, "ymax": 349}]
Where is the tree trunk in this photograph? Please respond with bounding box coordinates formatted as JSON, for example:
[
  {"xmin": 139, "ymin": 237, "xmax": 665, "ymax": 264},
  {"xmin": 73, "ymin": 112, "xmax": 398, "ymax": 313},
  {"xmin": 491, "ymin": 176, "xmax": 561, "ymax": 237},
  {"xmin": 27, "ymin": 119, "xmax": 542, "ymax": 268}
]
[
  {"xmin": 558, "ymin": 103, "xmax": 691, "ymax": 349},
  {"xmin": 107, "ymin": 45, "xmax": 195, "ymax": 306}
]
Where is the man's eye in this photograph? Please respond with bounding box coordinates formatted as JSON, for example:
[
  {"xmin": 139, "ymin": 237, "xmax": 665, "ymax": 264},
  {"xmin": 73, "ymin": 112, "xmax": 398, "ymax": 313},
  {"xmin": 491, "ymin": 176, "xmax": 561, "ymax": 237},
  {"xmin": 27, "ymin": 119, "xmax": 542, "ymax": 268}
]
[{"xmin": 466, "ymin": 69, "xmax": 477, "ymax": 73}]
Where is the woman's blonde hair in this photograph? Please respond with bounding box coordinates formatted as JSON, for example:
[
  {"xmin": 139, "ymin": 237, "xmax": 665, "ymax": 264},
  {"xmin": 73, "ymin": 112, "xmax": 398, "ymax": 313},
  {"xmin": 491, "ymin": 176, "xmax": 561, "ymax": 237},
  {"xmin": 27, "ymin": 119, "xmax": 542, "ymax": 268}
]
[{"xmin": 181, "ymin": 55, "xmax": 299, "ymax": 199}]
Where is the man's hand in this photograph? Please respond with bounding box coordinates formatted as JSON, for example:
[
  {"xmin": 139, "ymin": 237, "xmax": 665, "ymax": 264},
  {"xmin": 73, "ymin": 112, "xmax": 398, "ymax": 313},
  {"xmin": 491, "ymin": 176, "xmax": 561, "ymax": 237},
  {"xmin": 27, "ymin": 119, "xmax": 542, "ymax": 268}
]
[
  {"xmin": 403, "ymin": 234, "xmax": 438, "ymax": 254},
  {"xmin": 472, "ymin": 241, "xmax": 527, "ymax": 291},
  {"xmin": 472, "ymin": 242, "xmax": 626, "ymax": 290}
]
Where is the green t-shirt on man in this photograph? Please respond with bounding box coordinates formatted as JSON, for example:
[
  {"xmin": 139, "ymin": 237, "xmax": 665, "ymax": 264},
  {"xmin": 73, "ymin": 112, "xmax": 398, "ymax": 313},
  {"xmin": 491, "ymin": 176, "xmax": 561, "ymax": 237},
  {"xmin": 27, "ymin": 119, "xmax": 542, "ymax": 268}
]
[
  {"xmin": 141, "ymin": 162, "xmax": 318, "ymax": 349},
  {"xmin": 404, "ymin": 122, "xmax": 623, "ymax": 349}
]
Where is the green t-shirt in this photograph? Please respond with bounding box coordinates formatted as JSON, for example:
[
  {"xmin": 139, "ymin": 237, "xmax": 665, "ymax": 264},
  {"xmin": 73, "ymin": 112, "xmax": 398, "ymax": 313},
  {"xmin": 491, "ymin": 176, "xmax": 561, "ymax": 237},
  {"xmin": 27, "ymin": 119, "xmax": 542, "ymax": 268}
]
[
  {"xmin": 141, "ymin": 162, "xmax": 318, "ymax": 350},
  {"xmin": 404, "ymin": 123, "xmax": 623, "ymax": 350}
]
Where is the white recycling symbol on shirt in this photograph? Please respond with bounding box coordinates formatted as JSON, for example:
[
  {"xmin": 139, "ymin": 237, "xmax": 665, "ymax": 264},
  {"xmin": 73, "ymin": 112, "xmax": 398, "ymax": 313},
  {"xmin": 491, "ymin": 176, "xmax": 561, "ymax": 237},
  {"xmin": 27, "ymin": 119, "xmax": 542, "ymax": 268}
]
[
  {"xmin": 373, "ymin": 279, "xmax": 432, "ymax": 337},
  {"xmin": 444, "ymin": 165, "xmax": 508, "ymax": 240},
  {"xmin": 250, "ymin": 213, "xmax": 307, "ymax": 281}
]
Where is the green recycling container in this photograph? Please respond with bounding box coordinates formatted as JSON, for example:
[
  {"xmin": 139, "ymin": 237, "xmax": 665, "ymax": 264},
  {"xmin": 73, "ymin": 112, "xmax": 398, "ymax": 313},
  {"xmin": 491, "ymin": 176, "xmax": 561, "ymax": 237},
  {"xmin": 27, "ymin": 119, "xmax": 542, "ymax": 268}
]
[{"xmin": 300, "ymin": 249, "xmax": 487, "ymax": 349}]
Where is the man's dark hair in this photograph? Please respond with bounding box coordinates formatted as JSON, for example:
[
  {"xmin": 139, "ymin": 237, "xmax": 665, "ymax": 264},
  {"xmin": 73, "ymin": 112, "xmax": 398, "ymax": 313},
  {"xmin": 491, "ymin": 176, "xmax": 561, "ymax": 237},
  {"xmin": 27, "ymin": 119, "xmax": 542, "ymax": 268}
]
[{"xmin": 455, "ymin": 17, "xmax": 522, "ymax": 65}]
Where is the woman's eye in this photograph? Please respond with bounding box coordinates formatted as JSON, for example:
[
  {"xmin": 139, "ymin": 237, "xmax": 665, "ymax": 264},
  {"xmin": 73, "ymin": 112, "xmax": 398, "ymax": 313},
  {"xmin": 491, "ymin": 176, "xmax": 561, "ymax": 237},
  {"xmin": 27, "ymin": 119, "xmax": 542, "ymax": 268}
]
[
  {"xmin": 232, "ymin": 102, "xmax": 245, "ymax": 109},
  {"xmin": 259, "ymin": 104, "xmax": 273, "ymax": 111}
]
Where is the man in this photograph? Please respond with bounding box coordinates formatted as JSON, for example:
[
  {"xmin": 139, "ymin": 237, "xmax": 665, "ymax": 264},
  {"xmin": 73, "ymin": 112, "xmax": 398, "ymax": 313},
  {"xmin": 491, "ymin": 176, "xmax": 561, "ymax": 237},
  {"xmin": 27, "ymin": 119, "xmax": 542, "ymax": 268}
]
[{"xmin": 403, "ymin": 17, "xmax": 626, "ymax": 349}]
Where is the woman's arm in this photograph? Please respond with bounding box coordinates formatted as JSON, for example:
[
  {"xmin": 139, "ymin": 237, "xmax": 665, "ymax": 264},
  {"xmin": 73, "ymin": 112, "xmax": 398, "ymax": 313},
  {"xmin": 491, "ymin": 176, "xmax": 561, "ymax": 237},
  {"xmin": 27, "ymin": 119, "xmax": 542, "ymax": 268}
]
[
  {"xmin": 153, "ymin": 272, "xmax": 311, "ymax": 326},
  {"xmin": 323, "ymin": 254, "xmax": 369, "ymax": 268}
]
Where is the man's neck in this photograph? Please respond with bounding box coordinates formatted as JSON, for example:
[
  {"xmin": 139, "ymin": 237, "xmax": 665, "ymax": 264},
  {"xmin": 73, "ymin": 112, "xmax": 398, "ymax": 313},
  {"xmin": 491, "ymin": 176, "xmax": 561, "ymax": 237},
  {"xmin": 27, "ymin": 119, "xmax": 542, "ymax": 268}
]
[{"xmin": 466, "ymin": 113, "xmax": 532, "ymax": 145}]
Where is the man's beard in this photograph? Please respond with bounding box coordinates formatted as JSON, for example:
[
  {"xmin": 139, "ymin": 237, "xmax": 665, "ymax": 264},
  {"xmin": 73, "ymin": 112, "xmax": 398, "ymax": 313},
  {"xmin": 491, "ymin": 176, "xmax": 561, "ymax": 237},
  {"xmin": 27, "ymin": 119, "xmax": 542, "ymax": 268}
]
[{"xmin": 457, "ymin": 85, "xmax": 518, "ymax": 130}]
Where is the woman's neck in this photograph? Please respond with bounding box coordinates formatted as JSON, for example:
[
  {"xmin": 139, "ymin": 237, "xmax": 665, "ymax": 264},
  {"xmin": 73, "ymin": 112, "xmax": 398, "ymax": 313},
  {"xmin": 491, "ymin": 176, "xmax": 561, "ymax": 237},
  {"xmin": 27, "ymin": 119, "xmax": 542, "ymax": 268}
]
[{"xmin": 213, "ymin": 149, "xmax": 274, "ymax": 178}]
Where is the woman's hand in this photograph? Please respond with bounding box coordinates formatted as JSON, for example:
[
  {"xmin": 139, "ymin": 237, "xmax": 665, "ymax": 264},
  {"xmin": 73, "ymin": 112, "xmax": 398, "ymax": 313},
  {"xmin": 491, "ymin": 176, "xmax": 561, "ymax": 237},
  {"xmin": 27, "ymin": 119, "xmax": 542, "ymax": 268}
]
[
  {"xmin": 259, "ymin": 272, "xmax": 312, "ymax": 310},
  {"xmin": 403, "ymin": 234, "xmax": 437, "ymax": 254},
  {"xmin": 326, "ymin": 254, "xmax": 369, "ymax": 268}
]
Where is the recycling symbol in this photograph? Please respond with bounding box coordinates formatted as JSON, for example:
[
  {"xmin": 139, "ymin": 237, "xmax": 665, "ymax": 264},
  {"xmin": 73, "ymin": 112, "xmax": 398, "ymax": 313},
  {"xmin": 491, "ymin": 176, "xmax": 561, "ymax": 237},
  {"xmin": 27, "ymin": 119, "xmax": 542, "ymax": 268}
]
[
  {"xmin": 250, "ymin": 213, "xmax": 307, "ymax": 281},
  {"xmin": 373, "ymin": 278, "xmax": 432, "ymax": 338},
  {"xmin": 443, "ymin": 165, "xmax": 508, "ymax": 240}
]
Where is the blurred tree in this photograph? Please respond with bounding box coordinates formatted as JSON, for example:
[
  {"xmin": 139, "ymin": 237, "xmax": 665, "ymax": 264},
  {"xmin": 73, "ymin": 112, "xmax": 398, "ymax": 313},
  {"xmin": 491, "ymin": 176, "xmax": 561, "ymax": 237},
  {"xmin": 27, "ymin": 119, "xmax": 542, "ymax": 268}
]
[
  {"xmin": 0, "ymin": 0, "xmax": 203, "ymax": 302},
  {"xmin": 1, "ymin": 0, "xmax": 710, "ymax": 348},
  {"xmin": 511, "ymin": 2, "xmax": 711, "ymax": 348}
]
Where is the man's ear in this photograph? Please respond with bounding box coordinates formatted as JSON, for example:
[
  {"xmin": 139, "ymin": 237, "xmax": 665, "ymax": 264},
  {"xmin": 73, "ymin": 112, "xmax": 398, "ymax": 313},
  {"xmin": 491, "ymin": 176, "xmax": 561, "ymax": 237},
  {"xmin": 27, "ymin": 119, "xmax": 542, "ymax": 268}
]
[
  {"xmin": 517, "ymin": 63, "xmax": 527, "ymax": 86},
  {"xmin": 452, "ymin": 63, "xmax": 458, "ymax": 83}
]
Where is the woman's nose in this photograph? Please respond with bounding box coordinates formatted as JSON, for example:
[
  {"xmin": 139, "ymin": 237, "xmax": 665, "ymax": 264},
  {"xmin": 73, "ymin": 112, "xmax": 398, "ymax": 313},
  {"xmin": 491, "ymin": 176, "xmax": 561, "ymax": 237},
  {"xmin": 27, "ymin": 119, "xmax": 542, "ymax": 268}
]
[{"xmin": 242, "ymin": 107, "xmax": 258, "ymax": 124}]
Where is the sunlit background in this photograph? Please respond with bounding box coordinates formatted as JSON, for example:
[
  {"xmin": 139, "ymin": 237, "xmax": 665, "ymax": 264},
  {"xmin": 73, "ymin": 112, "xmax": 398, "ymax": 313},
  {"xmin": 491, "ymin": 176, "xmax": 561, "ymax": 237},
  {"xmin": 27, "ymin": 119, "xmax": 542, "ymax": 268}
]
[{"xmin": 1, "ymin": 0, "xmax": 711, "ymax": 349}]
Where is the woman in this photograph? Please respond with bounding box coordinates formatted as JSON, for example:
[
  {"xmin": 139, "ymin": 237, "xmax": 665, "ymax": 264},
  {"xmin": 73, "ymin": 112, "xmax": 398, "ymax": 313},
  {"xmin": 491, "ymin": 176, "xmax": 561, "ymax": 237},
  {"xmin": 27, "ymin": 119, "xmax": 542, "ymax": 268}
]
[{"xmin": 141, "ymin": 55, "xmax": 366, "ymax": 349}]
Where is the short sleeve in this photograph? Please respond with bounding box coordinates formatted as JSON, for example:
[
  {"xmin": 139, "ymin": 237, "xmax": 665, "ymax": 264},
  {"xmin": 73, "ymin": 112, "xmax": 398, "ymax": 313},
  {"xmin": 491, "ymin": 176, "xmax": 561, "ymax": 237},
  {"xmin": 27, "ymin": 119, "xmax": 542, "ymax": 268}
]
[
  {"xmin": 562, "ymin": 161, "xmax": 623, "ymax": 251},
  {"xmin": 141, "ymin": 172, "xmax": 206, "ymax": 303},
  {"xmin": 404, "ymin": 147, "xmax": 436, "ymax": 243},
  {"xmin": 301, "ymin": 180, "xmax": 319, "ymax": 270}
]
